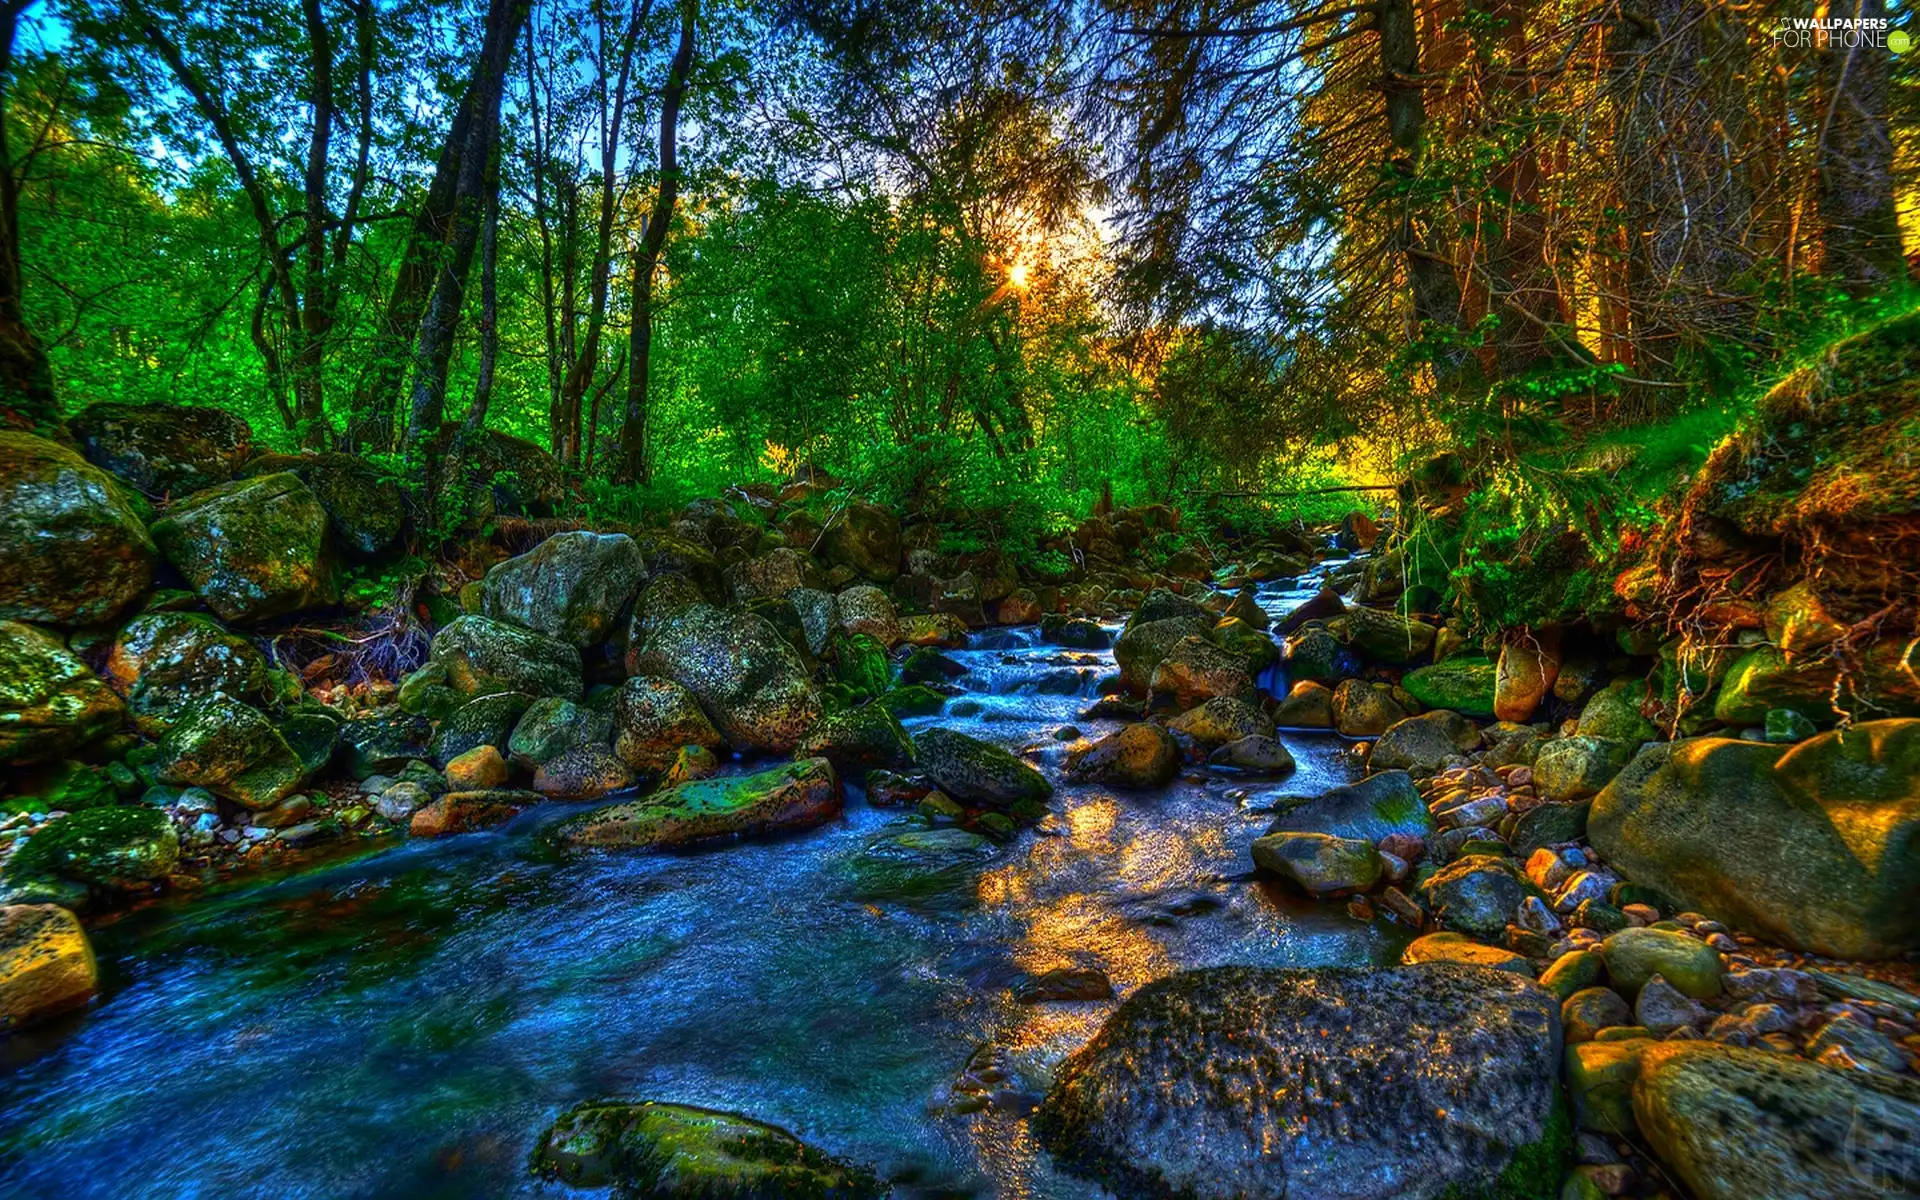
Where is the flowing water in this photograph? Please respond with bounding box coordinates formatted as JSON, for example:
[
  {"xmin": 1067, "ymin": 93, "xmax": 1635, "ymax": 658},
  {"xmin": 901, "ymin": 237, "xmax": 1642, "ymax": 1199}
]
[{"xmin": 0, "ymin": 559, "xmax": 1406, "ymax": 1199}]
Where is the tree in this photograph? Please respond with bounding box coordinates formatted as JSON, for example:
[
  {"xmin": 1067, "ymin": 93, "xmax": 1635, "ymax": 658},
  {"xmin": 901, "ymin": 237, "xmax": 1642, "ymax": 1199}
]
[{"xmin": 0, "ymin": 0, "xmax": 55, "ymax": 432}]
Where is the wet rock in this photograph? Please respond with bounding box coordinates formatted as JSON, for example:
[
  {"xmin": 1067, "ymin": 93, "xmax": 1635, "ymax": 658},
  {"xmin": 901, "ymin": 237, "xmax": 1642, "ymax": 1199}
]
[
  {"xmin": 1401, "ymin": 656, "xmax": 1498, "ymax": 719},
  {"xmin": 1274, "ymin": 587, "xmax": 1344, "ymax": 636},
  {"xmin": 373, "ymin": 780, "xmax": 432, "ymax": 823},
  {"xmin": 1633, "ymin": 1040, "xmax": 1920, "ymax": 1200},
  {"xmin": 1494, "ymin": 628, "xmax": 1561, "ymax": 722},
  {"xmin": 628, "ymin": 603, "xmax": 821, "ymax": 753},
  {"xmin": 444, "ymin": 744, "xmax": 509, "ymax": 791},
  {"xmin": 1264, "ymin": 770, "xmax": 1432, "ymax": 844},
  {"xmin": 1065, "ymin": 723, "xmax": 1179, "ymax": 789},
  {"xmin": 1599, "ymin": 927, "xmax": 1723, "ymax": 1000},
  {"xmin": 0, "ymin": 904, "xmax": 97, "ymax": 1031},
  {"xmin": 339, "ymin": 712, "xmax": 435, "ymax": 778},
  {"xmin": 1715, "ymin": 642, "xmax": 1920, "ymax": 724},
  {"xmin": 1014, "ymin": 966, "xmax": 1114, "ymax": 1003},
  {"xmin": 552, "ymin": 757, "xmax": 842, "ymax": 850},
  {"xmin": 3, "ymin": 805, "xmax": 178, "ymax": 890},
  {"xmin": 1042, "ymin": 616, "xmax": 1111, "ymax": 650},
  {"xmin": 150, "ymin": 472, "xmax": 337, "ymax": 623},
  {"xmin": 1566, "ymin": 1034, "xmax": 1652, "ymax": 1133},
  {"xmin": 0, "ymin": 620, "xmax": 127, "ymax": 766},
  {"xmin": 842, "ymin": 826, "xmax": 997, "ymax": 900},
  {"xmin": 481, "ymin": 531, "xmax": 645, "ymax": 647},
  {"xmin": 1034, "ymin": 964, "xmax": 1564, "ymax": 1200},
  {"xmin": 610, "ymin": 676, "xmax": 725, "ymax": 773},
  {"xmin": 1166, "ymin": 696, "xmax": 1272, "ymax": 746},
  {"xmin": 1764, "ymin": 707, "xmax": 1818, "ymax": 743},
  {"xmin": 1208, "ymin": 734, "xmax": 1296, "ymax": 777},
  {"xmin": 1635, "ymin": 974, "xmax": 1708, "ymax": 1034},
  {"xmin": 1418, "ymin": 855, "xmax": 1536, "ymax": 940},
  {"xmin": 0, "ymin": 431, "xmax": 156, "ymax": 625},
  {"xmin": 1223, "ymin": 589, "xmax": 1269, "ymax": 630},
  {"xmin": 663, "ymin": 744, "xmax": 718, "ymax": 786},
  {"xmin": 155, "ymin": 694, "xmax": 305, "ymax": 810},
  {"xmin": 1333, "ymin": 606, "xmax": 1435, "ymax": 664},
  {"xmin": 1540, "ymin": 949, "xmax": 1603, "ymax": 1000},
  {"xmin": 1330, "ymin": 679, "xmax": 1408, "ymax": 737},
  {"xmin": 397, "ymin": 662, "xmax": 462, "ymax": 721},
  {"xmin": 1588, "ymin": 720, "xmax": 1920, "ymax": 958},
  {"xmin": 1368, "ymin": 709, "xmax": 1481, "ymax": 775},
  {"xmin": 898, "ymin": 612, "xmax": 969, "ymax": 648},
  {"xmin": 1576, "ymin": 681, "xmax": 1657, "ymax": 742},
  {"xmin": 1805, "ymin": 1013, "xmax": 1910, "ymax": 1074},
  {"xmin": 507, "ymin": 697, "xmax": 603, "ymax": 768},
  {"xmin": 102, "ymin": 612, "xmax": 271, "ymax": 736},
  {"xmin": 532, "ymin": 744, "xmax": 635, "ymax": 800},
  {"xmin": 1281, "ymin": 626, "xmax": 1359, "ymax": 686},
  {"xmin": 901, "ymin": 647, "xmax": 966, "ymax": 686},
  {"xmin": 408, "ymin": 789, "xmax": 536, "ymax": 837},
  {"xmin": 431, "ymin": 691, "xmax": 534, "ymax": 766},
  {"xmin": 829, "ymin": 632, "xmax": 891, "ymax": 699},
  {"xmin": 1251, "ymin": 831, "xmax": 1381, "ymax": 896},
  {"xmin": 1113, "ymin": 615, "xmax": 1212, "ymax": 694},
  {"xmin": 1533, "ymin": 735, "xmax": 1634, "ymax": 801},
  {"xmin": 429, "ymin": 615, "xmax": 583, "ymax": 701},
  {"xmin": 1272, "ymin": 679, "xmax": 1334, "ymax": 728},
  {"xmin": 1563, "ymin": 986, "xmax": 1634, "ymax": 1045},
  {"xmin": 530, "ymin": 1099, "xmax": 885, "ymax": 1198},
  {"xmin": 1401, "ymin": 931, "xmax": 1532, "ymax": 974},
  {"xmin": 795, "ymin": 704, "xmax": 916, "ymax": 777},
  {"xmin": 915, "ymin": 728, "xmax": 1052, "ymax": 809},
  {"xmin": 1208, "ymin": 617, "xmax": 1277, "ymax": 676},
  {"xmin": 69, "ymin": 401, "xmax": 252, "ymax": 496}
]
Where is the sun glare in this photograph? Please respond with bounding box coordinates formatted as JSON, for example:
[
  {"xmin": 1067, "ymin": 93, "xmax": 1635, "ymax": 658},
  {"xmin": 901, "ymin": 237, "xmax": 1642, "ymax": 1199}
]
[{"xmin": 1008, "ymin": 260, "xmax": 1032, "ymax": 290}]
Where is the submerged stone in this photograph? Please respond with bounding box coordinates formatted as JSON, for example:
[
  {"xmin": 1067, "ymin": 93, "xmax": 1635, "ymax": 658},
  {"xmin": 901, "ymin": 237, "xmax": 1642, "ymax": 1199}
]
[
  {"xmin": 1263, "ymin": 770, "xmax": 1432, "ymax": 844},
  {"xmin": 553, "ymin": 757, "xmax": 842, "ymax": 850}
]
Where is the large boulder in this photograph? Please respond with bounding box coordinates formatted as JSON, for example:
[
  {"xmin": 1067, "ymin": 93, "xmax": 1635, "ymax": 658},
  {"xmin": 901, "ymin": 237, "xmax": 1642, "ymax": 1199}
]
[
  {"xmin": 1334, "ymin": 606, "xmax": 1435, "ymax": 664},
  {"xmin": 155, "ymin": 694, "xmax": 306, "ymax": 810},
  {"xmin": 915, "ymin": 728, "xmax": 1053, "ymax": 809},
  {"xmin": 0, "ymin": 621, "xmax": 126, "ymax": 765},
  {"xmin": 1167, "ymin": 696, "xmax": 1273, "ymax": 746},
  {"xmin": 1368, "ymin": 710, "xmax": 1481, "ymax": 775},
  {"xmin": 0, "ymin": 431, "xmax": 155, "ymax": 625},
  {"xmin": 724, "ymin": 547, "xmax": 813, "ymax": 603},
  {"xmin": 1035, "ymin": 964, "xmax": 1564, "ymax": 1200},
  {"xmin": 242, "ymin": 451, "xmax": 404, "ymax": 558},
  {"xmin": 1713, "ymin": 641, "xmax": 1920, "ymax": 725},
  {"xmin": 1281, "ymin": 626, "xmax": 1359, "ymax": 686},
  {"xmin": 429, "ymin": 615, "xmax": 583, "ymax": 700},
  {"xmin": 1418, "ymin": 855, "xmax": 1536, "ymax": 940},
  {"xmin": 794, "ymin": 704, "xmax": 916, "ymax": 777},
  {"xmin": 103, "ymin": 611, "xmax": 271, "ymax": 735},
  {"xmin": 820, "ymin": 501, "xmax": 902, "ymax": 581},
  {"xmin": 69, "ymin": 401, "xmax": 252, "ymax": 496},
  {"xmin": 552, "ymin": 757, "xmax": 842, "ymax": 850},
  {"xmin": 835, "ymin": 584, "xmax": 900, "ymax": 646},
  {"xmin": 431, "ymin": 691, "xmax": 534, "ymax": 766},
  {"xmin": 627, "ymin": 603, "xmax": 821, "ymax": 753},
  {"xmin": 1401, "ymin": 656, "xmax": 1498, "ymax": 719},
  {"xmin": 1250, "ymin": 831, "xmax": 1382, "ymax": 896},
  {"xmin": 1264, "ymin": 770, "xmax": 1432, "ymax": 844},
  {"xmin": 2, "ymin": 805, "xmax": 179, "ymax": 890},
  {"xmin": 1534, "ymin": 735, "xmax": 1634, "ymax": 801},
  {"xmin": 424, "ymin": 427, "xmax": 570, "ymax": 519},
  {"xmin": 531, "ymin": 1100, "xmax": 885, "ymax": 1197},
  {"xmin": 611, "ymin": 676, "xmax": 724, "ymax": 772},
  {"xmin": 1063, "ymin": 723, "xmax": 1179, "ymax": 789},
  {"xmin": 150, "ymin": 472, "xmax": 337, "ymax": 623},
  {"xmin": 1588, "ymin": 721, "xmax": 1920, "ymax": 958},
  {"xmin": 0, "ymin": 904, "xmax": 97, "ymax": 1032},
  {"xmin": 481, "ymin": 531, "xmax": 646, "ymax": 647},
  {"xmin": 1331, "ymin": 679, "xmax": 1409, "ymax": 737},
  {"xmin": 1149, "ymin": 635, "xmax": 1256, "ymax": 709},
  {"xmin": 1113, "ymin": 616, "xmax": 1212, "ymax": 694},
  {"xmin": 1633, "ymin": 1041, "xmax": 1920, "ymax": 1200}
]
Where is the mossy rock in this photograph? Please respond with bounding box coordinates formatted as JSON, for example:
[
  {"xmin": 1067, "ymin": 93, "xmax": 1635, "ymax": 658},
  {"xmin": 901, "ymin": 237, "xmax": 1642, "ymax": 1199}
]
[
  {"xmin": 0, "ymin": 621, "xmax": 127, "ymax": 767},
  {"xmin": 150, "ymin": 472, "xmax": 338, "ymax": 624},
  {"xmin": 103, "ymin": 611, "xmax": 271, "ymax": 735},
  {"xmin": 430, "ymin": 691, "xmax": 534, "ymax": 767},
  {"xmin": 481, "ymin": 531, "xmax": 646, "ymax": 648},
  {"xmin": 611, "ymin": 676, "xmax": 724, "ymax": 773},
  {"xmin": 70, "ymin": 401, "xmax": 253, "ymax": 496},
  {"xmin": 878, "ymin": 685, "xmax": 945, "ymax": 718},
  {"xmin": 914, "ymin": 727, "xmax": 1052, "ymax": 809},
  {"xmin": 795, "ymin": 704, "xmax": 916, "ymax": 778},
  {"xmin": 840, "ymin": 826, "xmax": 998, "ymax": 901},
  {"xmin": 155, "ymin": 694, "xmax": 306, "ymax": 810},
  {"xmin": 1402, "ymin": 657, "xmax": 1498, "ymax": 719},
  {"xmin": 428, "ymin": 614, "xmax": 583, "ymax": 701},
  {"xmin": 0, "ymin": 903, "xmax": 98, "ymax": 1032},
  {"xmin": 552, "ymin": 757, "xmax": 843, "ymax": 850},
  {"xmin": 831, "ymin": 632, "xmax": 893, "ymax": 698},
  {"xmin": 1713, "ymin": 642, "xmax": 1920, "ymax": 725},
  {"xmin": 0, "ymin": 431, "xmax": 156, "ymax": 626},
  {"xmin": 627, "ymin": 603, "xmax": 822, "ymax": 754},
  {"xmin": 4, "ymin": 805, "xmax": 178, "ymax": 890},
  {"xmin": 530, "ymin": 1099, "xmax": 885, "ymax": 1198}
]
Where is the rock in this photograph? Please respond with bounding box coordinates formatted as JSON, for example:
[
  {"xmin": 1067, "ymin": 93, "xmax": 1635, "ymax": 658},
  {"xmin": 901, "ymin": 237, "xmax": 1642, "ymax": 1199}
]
[
  {"xmin": 1633, "ymin": 1041, "xmax": 1920, "ymax": 1200},
  {"xmin": 0, "ymin": 904, "xmax": 97, "ymax": 1031},
  {"xmin": 1264, "ymin": 770, "xmax": 1432, "ymax": 843},
  {"xmin": 1635, "ymin": 974, "xmax": 1709, "ymax": 1034},
  {"xmin": 663, "ymin": 744, "xmax": 718, "ymax": 786},
  {"xmin": 627, "ymin": 603, "xmax": 821, "ymax": 753},
  {"xmin": 1209, "ymin": 617, "xmax": 1277, "ymax": 676},
  {"xmin": 1401, "ymin": 656, "xmax": 1498, "ymax": 719},
  {"xmin": 431, "ymin": 691, "xmax": 534, "ymax": 766},
  {"xmin": 0, "ymin": 620, "xmax": 127, "ymax": 766},
  {"xmin": 530, "ymin": 1100, "xmax": 885, "ymax": 1197},
  {"xmin": 1034, "ymin": 964, "xmax": 1565, "ymax": 1200},
  {"xmin": 374, "ymin": 780, "xmax": 432, "ymax": 823},
  {"xmin": 1714, "ymin": 642, "xmax": 1920, "ymax": 725},
  {"xmin": 1014, "ymin": 966, "xmax": 1114, "ymax": 1003},
  {"xmin": 897, "ymin": 612, "xmax": 968, "ymax": 648},
  {"xmin": 155, "ymin": 695, "xmax": 305, "ymax": 810},
  {"xmin": 1509, "ymin": 800, "xmax": 1591, "ymax": 858},
  {"xmin": 901, "ymin": 647, "xmax": 965, "ymax": 686},
  {"xmin": 1418, "ymin": 855, "xmax": 1535, "ymax": 940},
  {"xmin": 1334, "ymin": 606, "xmax": 1435, "ymax": 664},
  {"xmin": 1272, "ymin": 679, "xmax": 1334, "ymax": 728},
  {"xmin": 3, "ymin": 805, "xmax": 178, "ymax": 889},
  {"xmin": 425, "ymin": 427, "xmax": 570, "ymax": 521},
  {"xmin": 339, "ymin": 712, "xmax": 434, "ymax": 778},
  {"xmin": 261, "ymin": 452, "xmax": 403, "ymax": 558},
  {"xmin": 102, "ymin": 611, "xmax": 271, "ymax": 735},
  {"xmin": 1330, "ymin": 680, "xmax": 1407, "ymax": 737},
  {"xmin": 1764, "ymin": 707, "xmax": 1818, "ymax": 743},
  {"xmin": 841, "ymin": 826, "xmax": 996, "ymax": 900},
  {"xmin": 1588, "ymin": 721, "xmax": 1920, "ymax": 958},
  {"xmin": 444, "ymin": 744, "xmax": 509, "ymax": 791},
  {"xmin": 1114, "ymin": 615, "xmax": 1212, "ymax": 693},
  {"xmin": 69, "ymin": 401, "xmax": 252, "ymax": 496},
  {"xmin": 1281, "ymin": 626, "xmax": 1359, "ymax": 686},
  {"xmin": 1495, "ymin": 628, "xmax": 1562, "ymax": 722},
  {"xmin": 1223, "ymin": 589, "xmax": 1269, "ymax": 630},
  {"xmin": 1274, "ymin": 587, "xmax": 1343, "ymax": 635},
  {"xmin": 786, "ymin": 588, "xmax": 837, "ymax": 656},
  {"xmin": 1065, "ymin": 723, "xmax": 1179, "ymax": 789},
  {"xmin": 1563, "ymin": 987, "xmax": 1634, "ymax": 1045},
  {"xmin": 1534, "ymin": 736, "xmax": 1634, "ymax": 801},
  {"xmin": 552, "ymin": 757, "xmax": 842, "ymax": 850},
  {"xmin": 1576, "ymin": 682, "xmax": 1657, "ymax": 742},
  {"xmin": 1208, "ymin": 734, "xmax": 1296, "ymax": 776},
  {"xmin": 1368, "ymin": 709, "xmax": 1481, "ymax": 775},
  {"xmin": 1565, "ymin": 1034, "xmax": 1652, "ymax": 1133},
  {"xmin": 1401, "ymin": 931, "xmax": 1532, "ymax": 974},
  {"xmin": 429, "ymin": 615, "xmax": 583, "ymax": 701},
  {"xmin": 1540, "ymin": 949, "xmax": 1604, "ymax": 1000},
  {"xmin": 835, "ymin": 584, "xmax": 901, "ymax": 648},
  {"xmin": 532, "ymin": 744, "xmax": 636, "ymax": 800},
  {"xmin": 408, "ymin": 789, "xmax": 535, "ymax": 837},
  {"xmin": 481, "ymin": 532, "xmax": 645, "ymax": 647},
  {"xmin": 507, "ymin": 697, "xmax": 603, "ymax": 768},
  {"xmin": 150, "ymin": 472, "xmax": 337, "ymax": 623},
  {"xmin": 794, "ymin": 704, "xmax": 916, "ymax": 777},
  {"xmin": 915, "ymin": 728, "xmax": 1052, "ymax": 809},
  {"xmin": 724, "ymin": 547, "xmax": 813, "ymax": 604},
  {"xmin": 1805, "ymin": 1013, "xmax": 1910, "ymax": 1073},
  {"xmin": 611, "ymin": 676, "xmax": 724, "ymax": 773},
  {"xmin": 397, "ymin": 662, "xmax": 462, "ymax": 720},
  {"xmin": 1599, "ymin": 928, "xmax": 1724, "ymax": 999},
  {"xmin": 1043, "ymin": 616, "xmax": 1111, "ymax": 650},
  {"xmin": 0, "ymin": 431, "xmax": 156, "ymax": 625},
  {"xmin": 1251, "ymin": 831, "xmax": 1381, "ymax": 896},
  {"xmin": 829, "ymin": 633, "xmax": 891, "ymax": 698},
  {"xmin": 817, "ymin": 502, "xmax": 901, "ymax": 582},
  {"xmin": 1166, "ymin": 696, "xmax": 1273, "ymax": 745}
]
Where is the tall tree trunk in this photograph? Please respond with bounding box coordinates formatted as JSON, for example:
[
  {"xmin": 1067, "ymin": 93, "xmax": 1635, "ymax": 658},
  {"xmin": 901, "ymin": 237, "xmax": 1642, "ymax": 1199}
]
[
  {"xmin": 526, "ymin": 19, "xmax": 566, "ymax": 460},
  {"xmin": 294, "ymin": 0, "xmax": 334, "ymax": 447},
  {"xmin": 403, "ymin": 0, "xmax": 527, "ymax": 449},
  {"xmin": 0, "ymin": 0, "xmax": 56, "ymax": 433},
  {"xmin": 618, "ymin": 0, "xmax": 696, "ymax": 486},
  {"xmin": 1816, "ymin": 0, "xmax": 1907, "ymax": 296}
]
